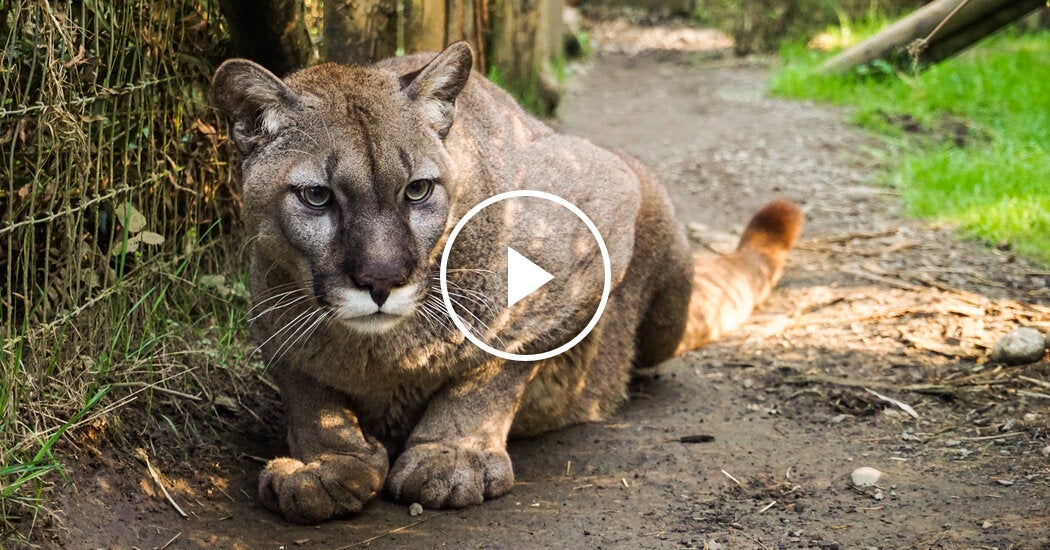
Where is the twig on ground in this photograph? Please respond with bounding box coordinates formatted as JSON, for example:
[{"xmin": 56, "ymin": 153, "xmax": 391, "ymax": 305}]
[
  {"xmin": 721, "ymin": 469, "xmax": 742, "ymax": 486},
  {"xmin": 742, "ymin": 532, "xmax": 772, "ymax": 550},
  {"xmin": 808, "ymin": 229, "xmax": 899, "ymax": 246},
  {"xmin": 901, "ymin": 334, "xmax": 979, "ymax": 358},
  {"xmin": 962, "ymin": 432, "xmax": 1024, "ymax": 441},
  {"xmin": 840, "ymin": 264, "xmax": 925, "ymax": 291},
  {"xmin": 135, "ymin": 449, "xmax": 188, "ymax": 519},
  {"xmin": 864, "ymin": 388, "xmax": 920, "ymax": 419},
  {"xmin": 109, "ymin": 381, "xmax": 202, "ymax": 401},
  {"xmin": 1018, "ymin": 375, "xmax": 1050, "ymax": 389},
  {"xmin": 159, "ymin": 532, "xmax": 181, "ymax": 550},
  {"xmin": 337, "ymin": 518, "xmax": 428, "ymax": 549}
]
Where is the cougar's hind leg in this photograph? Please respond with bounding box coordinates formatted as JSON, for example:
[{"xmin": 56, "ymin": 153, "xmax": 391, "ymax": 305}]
[
  {"xmin": 633, "ymin": 231, "xmax": 692, "ymax": 369},
  {"xmin": 623, "ymin": 159, "xmax": 693, "ymax": 369}
]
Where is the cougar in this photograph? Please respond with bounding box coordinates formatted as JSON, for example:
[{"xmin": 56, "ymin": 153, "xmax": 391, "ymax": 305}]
[{"xmin": 212, "ymin": 42, "xmax": 803, "ymax": 524}]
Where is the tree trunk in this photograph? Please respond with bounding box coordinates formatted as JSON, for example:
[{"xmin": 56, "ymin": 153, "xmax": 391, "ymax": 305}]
[
  {"xmin": 218, "ymin": 0, "xmax": 313, "ymax": 75},
  {"xmin": 323, "ymin": 0, "xmax": 399, "ymax": 64},
  {"xmin": 404, "ymin": 0, "xmax": 447, "ymax": 53},
  {"xmin": 816, "ymin": 0, "xmax": 1045, "ymax": 75},
  {"xmin": 487, "ymin": 0, "xmax": 564, "ymax": 114},
  {"xmin": 403, "ymin": 0, "xmax": 488, "ymax": 72}
]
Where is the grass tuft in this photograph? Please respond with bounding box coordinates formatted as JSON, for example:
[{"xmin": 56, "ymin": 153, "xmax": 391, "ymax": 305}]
[{"xmin": 771, "ymin": 27, "xmax": 1050, "ymax": 264}]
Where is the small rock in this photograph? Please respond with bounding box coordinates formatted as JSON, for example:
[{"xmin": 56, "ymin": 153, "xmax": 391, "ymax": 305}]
[
  {"xmin": 851, "ymin": 466, "xmax": 883, "ymax": 487},
  {"xmin": 705, "ymin": 541, "xmax": 722, "ymax": 550},
  {"xmin": 1042, "ymin": 445, "xmax": 1050, "ymax": 457},
  {"xmin": 996, "ymin": 479, "xmax": 1015, "ymax": 486},
  {"xmin": 990, "ymin": 327, "xmax": 1046, "ymax": 365},
  {"xmin": 409, "ymin": 502, "xmax": 423, "ymax": 516},
  {"xmin": 982, "ymin": 520, "xmax": 993, "ymax": 530}
]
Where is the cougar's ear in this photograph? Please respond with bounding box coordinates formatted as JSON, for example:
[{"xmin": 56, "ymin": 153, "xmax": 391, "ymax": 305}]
[
  {"xmin": 400, "ymin": 42, "xmax": 473, "ymax": 139},
  {"xmin": 212, "ymin": 59, "xmax": 301, "ymax": 155}
]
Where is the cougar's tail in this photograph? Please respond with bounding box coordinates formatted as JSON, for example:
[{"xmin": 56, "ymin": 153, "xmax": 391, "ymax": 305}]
[{"xmin": 674, "ymin": 200, "xmax": 804, "ymax": 355}]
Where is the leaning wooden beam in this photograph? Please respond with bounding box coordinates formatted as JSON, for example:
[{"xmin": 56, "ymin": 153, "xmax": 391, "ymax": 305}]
[
  {"xmin": 920, "ymin": 1, "xmax": 1046, "ymax": 64},
  {"xmin": 815, "ymin": 0, "xmax": 1046, "ymax": 75}
]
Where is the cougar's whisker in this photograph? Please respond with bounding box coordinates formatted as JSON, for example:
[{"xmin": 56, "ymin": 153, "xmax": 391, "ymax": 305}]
[{"xmin": 253, "ymin": 306, "xmax": 316, "ymax": 361}]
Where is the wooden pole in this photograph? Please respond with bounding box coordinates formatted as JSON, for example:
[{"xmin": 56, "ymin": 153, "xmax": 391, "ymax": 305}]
[{"xmin": 816, "ymin": 0, "xmax": 1045, "ymax": 75}]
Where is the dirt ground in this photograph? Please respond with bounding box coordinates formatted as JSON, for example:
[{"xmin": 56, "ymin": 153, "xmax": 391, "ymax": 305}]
[{"xmin": 26, "ymin": 34, "xmax": 1050, "ymax": 550}]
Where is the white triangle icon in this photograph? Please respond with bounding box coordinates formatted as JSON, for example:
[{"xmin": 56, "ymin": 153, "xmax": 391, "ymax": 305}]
[{"xmin": 507, "ymin": 247, "xmax": 554, "ymax": 307}]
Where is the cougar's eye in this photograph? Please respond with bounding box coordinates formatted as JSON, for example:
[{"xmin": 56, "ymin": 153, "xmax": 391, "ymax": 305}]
[
  {"xmin": 404, "ymin": 179, "xmax": 435, "ymax": 203},
  {"xmin": 297, "ymin": 186, "xmax": 332, "ymax": 208}
]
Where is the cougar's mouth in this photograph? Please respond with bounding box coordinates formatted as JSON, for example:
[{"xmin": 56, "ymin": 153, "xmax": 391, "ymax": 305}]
[{"xmin": 327, "ymin": 285, "xmax": 420, "ymax": 334}]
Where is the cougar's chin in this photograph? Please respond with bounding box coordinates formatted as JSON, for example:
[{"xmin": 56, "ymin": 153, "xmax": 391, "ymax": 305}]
[
  {"xmin": 330, "ymin": 285, "xmax": 420, "ymax": 334},
  {"xmin": 340, "ymin": 313, "xmax": 407, "ymax": 334}
]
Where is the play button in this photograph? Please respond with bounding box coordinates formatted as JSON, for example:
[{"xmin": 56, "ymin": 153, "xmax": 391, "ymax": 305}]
[
  {"xmin": 506, "ymin": 247, "xmax": 554, "ymax": 307},
  {"xmin": 439, "ymin": 190, "xmax": 612, "ymax": 362}
]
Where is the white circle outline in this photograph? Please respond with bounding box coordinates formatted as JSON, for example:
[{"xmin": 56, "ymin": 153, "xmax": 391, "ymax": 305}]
[{"xmin": 439, "ymin": 190, "xmax": 611, "ymax": 362}]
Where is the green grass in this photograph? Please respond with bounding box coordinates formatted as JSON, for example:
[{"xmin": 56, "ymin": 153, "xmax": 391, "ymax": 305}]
[
  {"xmin": 0, "ymin": 235, "xmax": 251, "ymax": 541},
  {"xmin": 771, "ymin": 29, "xmax": 1050, "ymax": 264}
]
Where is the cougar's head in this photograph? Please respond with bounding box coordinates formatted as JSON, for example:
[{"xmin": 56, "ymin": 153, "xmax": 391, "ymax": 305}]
[{"xmin": 213, "ymin": 43, "xmax": 473, "ymax": 334}]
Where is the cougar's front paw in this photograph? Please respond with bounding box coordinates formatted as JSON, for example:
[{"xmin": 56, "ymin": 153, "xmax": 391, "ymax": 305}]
[
  {"xmin": 386, "ymin": 443, "xmax": 513, "ymax": 509},
  {"xmin": 258, "ymin": 452, "xmax": 388, "ymax": 524}
]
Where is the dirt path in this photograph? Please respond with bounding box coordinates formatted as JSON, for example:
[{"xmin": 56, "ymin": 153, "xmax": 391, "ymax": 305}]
[{"xmin": 42, "ymin": 51, "xmax": 1050, "ymax": 549}]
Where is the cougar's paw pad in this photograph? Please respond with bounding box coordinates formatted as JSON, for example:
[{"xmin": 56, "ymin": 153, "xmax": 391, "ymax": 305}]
[
  {"xmin": 258, "ymin": 454, "xmax": 387, "ymax": 524},
  {"xmin": 386, "ymin": 443, "xmax": 513, "ymax": 509}
]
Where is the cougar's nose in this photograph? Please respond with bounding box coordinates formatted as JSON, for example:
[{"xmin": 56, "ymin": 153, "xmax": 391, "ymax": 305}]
[
  {"xmin": 353, "ymin": 269, "xmax": 408, "ymax": 307},
  {"xmin": 347, "ymin": 215, "xmax": 417, "ymax": 308}
]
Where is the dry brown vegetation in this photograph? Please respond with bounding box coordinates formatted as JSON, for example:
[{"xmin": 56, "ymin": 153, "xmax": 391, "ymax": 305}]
[{"xmin": 0, "ymin": 0, "xmax": 245, "ymax": 536}]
